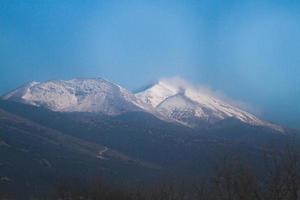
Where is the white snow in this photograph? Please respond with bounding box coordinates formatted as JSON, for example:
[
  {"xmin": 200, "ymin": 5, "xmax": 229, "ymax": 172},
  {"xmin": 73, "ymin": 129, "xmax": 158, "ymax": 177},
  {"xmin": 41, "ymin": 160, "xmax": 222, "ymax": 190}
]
[
  {"xmin": 136, "ymin": 79, "xmax": 284, "ymax": 131},
  {"xmin": 135, "ymin": 81, "xmax": 178, "ymax": 107},
  {"xmin": 3, "ymin": 78, "xmax": 147, "ymax": 115},
  {"xmin": 2, "ymin": 77, "xmax": 284, "ymax": 132}
]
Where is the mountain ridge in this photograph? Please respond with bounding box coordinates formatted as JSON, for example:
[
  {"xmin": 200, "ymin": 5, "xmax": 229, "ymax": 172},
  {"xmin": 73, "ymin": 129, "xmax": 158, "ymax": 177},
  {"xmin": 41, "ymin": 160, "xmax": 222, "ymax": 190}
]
[
  {"xmin": 2, "ymin": 77, "xmax": 284, "ymax": 132},
  {"xmin": 3, "ymin": 78, "xmax": 151, "ymax": 115},
  {"xmin": 136, "ymin": 79, "xmax": 284, "ymax": 132}
]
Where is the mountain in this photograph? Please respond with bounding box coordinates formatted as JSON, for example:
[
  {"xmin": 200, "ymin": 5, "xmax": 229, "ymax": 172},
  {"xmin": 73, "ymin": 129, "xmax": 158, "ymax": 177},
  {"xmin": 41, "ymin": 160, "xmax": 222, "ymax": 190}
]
[
  {"xmin": 0, "ymin": 100, "xmax": 293, "ymax": 181},
  {"xmin": 0, "ymin": 100, "xmax": 290, "ymax": 177},
  {"xmin": 136, "ymin": 79, "xmax": 283, "ymax": 131},
  {"xmin": 3, "ymin": 78, "xmax": 149, "ymax": 115},
  {"xmin": 0, "ymin": 77, "xmax": 297, "ymax": 198},
  {"xmin": 3, "ymin": 77, "xmax": 283, "ymax": 132}
]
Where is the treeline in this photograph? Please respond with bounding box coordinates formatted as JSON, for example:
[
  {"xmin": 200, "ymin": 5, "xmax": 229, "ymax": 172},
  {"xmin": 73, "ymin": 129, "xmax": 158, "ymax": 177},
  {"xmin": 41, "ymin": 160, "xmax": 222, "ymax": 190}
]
[{"xmin": 50, "ymin": 144, "xmax": 300, "ymax": 200}]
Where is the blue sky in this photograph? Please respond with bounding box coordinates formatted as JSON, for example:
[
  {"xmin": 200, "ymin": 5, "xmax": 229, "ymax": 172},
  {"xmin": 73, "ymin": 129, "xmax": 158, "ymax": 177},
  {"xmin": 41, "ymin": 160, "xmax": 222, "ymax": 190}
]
[{"xmin": 0, "ymin": 0, "xmax": 299, "ymax": 128}]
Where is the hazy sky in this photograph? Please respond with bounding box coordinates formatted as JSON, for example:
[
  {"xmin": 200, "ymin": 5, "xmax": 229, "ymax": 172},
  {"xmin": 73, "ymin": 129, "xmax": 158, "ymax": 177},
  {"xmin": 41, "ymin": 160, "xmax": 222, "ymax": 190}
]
[{"xmin": 0, "ymin": 0, "xmax": 299, "ymax": 128}]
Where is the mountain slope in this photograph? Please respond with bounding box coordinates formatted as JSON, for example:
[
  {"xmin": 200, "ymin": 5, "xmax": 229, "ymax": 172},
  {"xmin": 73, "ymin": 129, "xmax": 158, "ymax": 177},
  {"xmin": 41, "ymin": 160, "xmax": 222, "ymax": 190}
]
[
  {"xmin": 0, "ymin": 107, "xmax": 161, "ymax": 199},
  {"xmin": 0, "ymin": 100, "xmax": 290, "ymax": 172},
  {"xmin": 2, "ymin": 77, "xmax": 283, "ymax": 131},
  {"xmin": 0, "ymin": 99, "xmax": 296, "ymax": 198},
  {"xmin": 136, "ymin": 79, "xmax": 283, "ymax": 131},
  {"xmin": 3, "ymin": 78, "xmax": 149, "ymax": 115}
]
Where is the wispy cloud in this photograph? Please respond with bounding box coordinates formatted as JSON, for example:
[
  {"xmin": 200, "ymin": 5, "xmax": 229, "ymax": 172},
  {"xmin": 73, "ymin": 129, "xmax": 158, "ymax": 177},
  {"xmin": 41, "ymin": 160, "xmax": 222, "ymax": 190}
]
[{"xmin": 159, "ymin": 76, "xmax": 262, "ymax": 116}]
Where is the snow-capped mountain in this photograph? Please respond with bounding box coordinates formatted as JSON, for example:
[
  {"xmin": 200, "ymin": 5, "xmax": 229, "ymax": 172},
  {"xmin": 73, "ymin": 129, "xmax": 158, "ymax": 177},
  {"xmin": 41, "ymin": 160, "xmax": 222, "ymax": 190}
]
[
  {"xmin": 136, "ymin": 79, "xmax": 283, "ymax": 131},
  {"xmin": 2, "ymin": 77, "xmax": 283, "ymax": 131},
  {"xmin": 3, "ymin": 78, "xmax": 148, "ymax": 115}
]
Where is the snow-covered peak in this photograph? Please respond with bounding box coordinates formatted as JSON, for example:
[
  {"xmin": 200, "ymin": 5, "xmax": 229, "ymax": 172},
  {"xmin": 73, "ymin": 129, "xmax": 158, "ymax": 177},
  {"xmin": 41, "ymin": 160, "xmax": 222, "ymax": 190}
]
[
  {"xmin": 136, "ymin": 79, "xmax": 284, "ymax": 131},
  {"xmin": 136, "ymin": 81, "xmax": 177, "ymax": 107},
  {"xmin": 3, "ymin": 78, "xmax": 148, "ymax": 115},
  {"xmin": 2, "ymin": 77, "xmax": 284, "ymax": 132}
]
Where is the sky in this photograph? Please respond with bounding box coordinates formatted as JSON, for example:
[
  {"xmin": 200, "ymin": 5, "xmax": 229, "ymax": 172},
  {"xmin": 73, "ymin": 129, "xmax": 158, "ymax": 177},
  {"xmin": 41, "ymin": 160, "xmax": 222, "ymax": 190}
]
[{"xmin": 0, "ymin": 0, "xmax": 299, "ymax": 128}]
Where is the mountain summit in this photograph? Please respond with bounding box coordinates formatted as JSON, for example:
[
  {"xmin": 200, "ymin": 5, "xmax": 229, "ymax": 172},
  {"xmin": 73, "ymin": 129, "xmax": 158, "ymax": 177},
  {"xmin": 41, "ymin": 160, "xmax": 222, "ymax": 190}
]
[
  {"xmin": 2, "ymin": 77, "xmax": 283, "ymax": 131},
  {"xmin": 3, "ymin": 78, "xmax": 147, "ymax": 115},
  {"xmin": 136, "ymin": 78, "xmax": 283, "ymax": 131}
]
